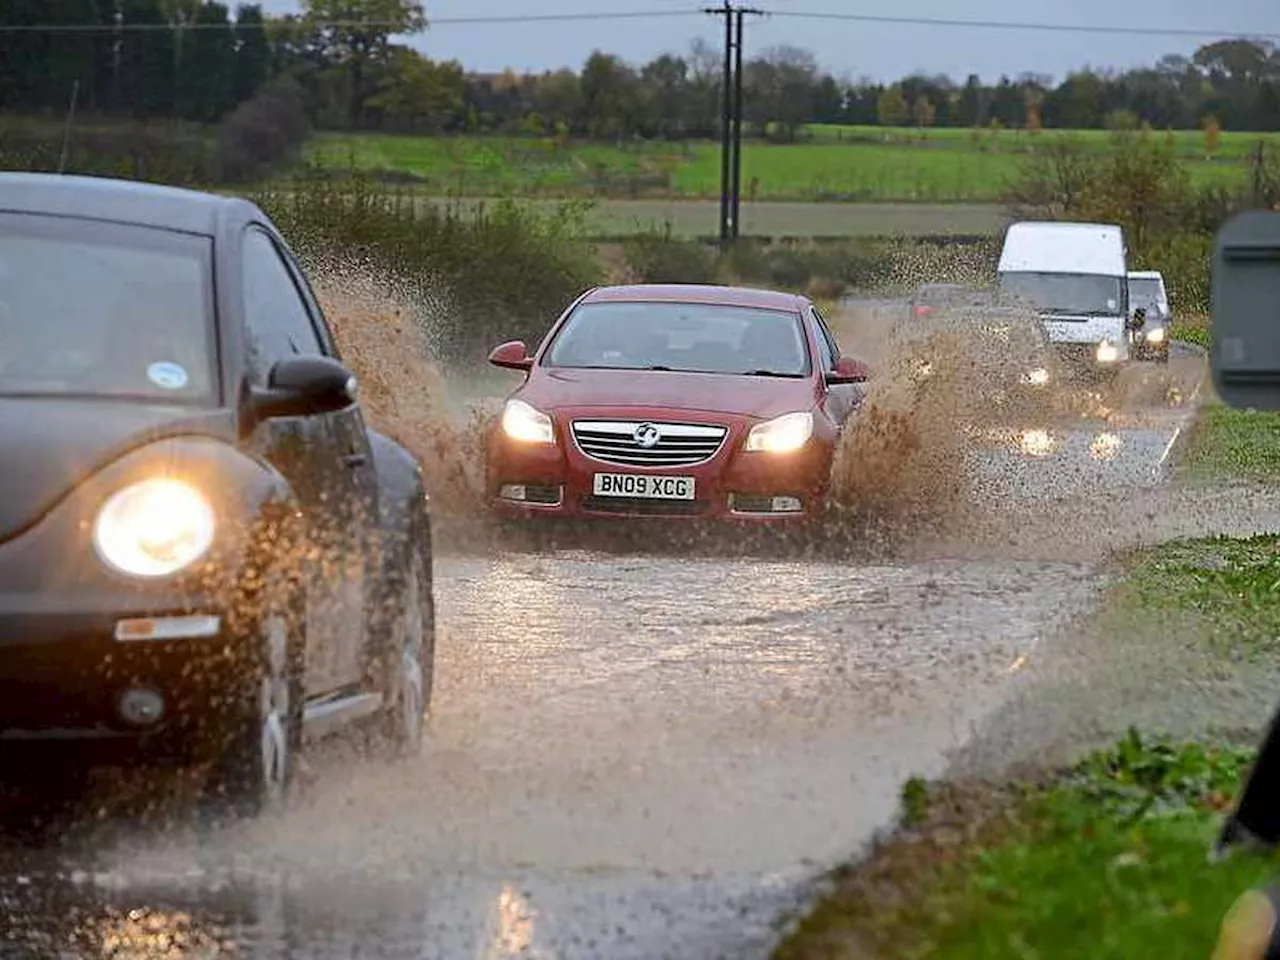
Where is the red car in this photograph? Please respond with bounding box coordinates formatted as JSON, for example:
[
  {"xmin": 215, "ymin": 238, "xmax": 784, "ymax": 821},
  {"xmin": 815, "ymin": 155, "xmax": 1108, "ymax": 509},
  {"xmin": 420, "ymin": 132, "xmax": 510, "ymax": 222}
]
[{"xmin": 485, "ymin": 284, "xmax": 870, "ymax": 523}]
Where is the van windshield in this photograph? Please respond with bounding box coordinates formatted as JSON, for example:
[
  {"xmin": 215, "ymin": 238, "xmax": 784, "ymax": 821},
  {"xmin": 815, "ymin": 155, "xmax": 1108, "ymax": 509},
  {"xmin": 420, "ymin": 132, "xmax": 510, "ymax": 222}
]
[
  {"xmin": 997, "ymin": 272, "xmax": 1124, "ymax": 317},
  {"xmin": 1128, "ymin": 277, "xmax": 1165, "ymax": 309}
]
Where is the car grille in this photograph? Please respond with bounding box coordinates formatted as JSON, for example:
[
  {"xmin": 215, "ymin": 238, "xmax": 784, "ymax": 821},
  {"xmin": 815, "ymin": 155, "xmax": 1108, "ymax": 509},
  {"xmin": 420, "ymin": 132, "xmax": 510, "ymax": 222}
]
[
  {"xmin": 571, "ymin": 420, "xmax": 728, "ymax": 468},
  {"xmin": 1054, "ymin": 343, "xmax": 1097, "ymax": 364},
  {"xmin": 581, "ymin": 496, "xmax": 710, "ymax": 517}
]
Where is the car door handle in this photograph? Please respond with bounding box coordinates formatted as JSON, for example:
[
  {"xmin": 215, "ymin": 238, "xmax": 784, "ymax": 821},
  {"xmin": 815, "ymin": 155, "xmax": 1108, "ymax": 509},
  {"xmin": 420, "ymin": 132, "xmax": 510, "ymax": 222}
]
[{"xmin": 342, "ymin": 453, "xmax": 368, "ymax": 468}]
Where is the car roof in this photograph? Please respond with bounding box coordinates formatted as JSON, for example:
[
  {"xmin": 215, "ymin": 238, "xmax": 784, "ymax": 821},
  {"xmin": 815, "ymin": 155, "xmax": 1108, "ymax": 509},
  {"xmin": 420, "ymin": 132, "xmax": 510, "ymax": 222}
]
[
  {"xmin": 581, "ymin": 283, "xmax": 808, "ymax": 313},
  {"xmin": 0, "ymin": 172, "xmax": 255, "ymax": 236},
  {"xmin": 998, "ymin": 221, "xmax": 1127, "ymax": 277}
]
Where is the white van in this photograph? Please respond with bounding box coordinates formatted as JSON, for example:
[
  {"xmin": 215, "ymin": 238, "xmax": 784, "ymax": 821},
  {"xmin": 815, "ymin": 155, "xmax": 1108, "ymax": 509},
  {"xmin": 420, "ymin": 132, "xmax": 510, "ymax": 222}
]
[{"xmin": 996, "ymin": 222, "xmax": 1133, "ymax": 373}]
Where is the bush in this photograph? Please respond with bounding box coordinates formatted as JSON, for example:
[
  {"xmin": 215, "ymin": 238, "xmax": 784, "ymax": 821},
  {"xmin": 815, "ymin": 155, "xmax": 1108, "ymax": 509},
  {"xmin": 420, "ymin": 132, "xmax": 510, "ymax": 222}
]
[
  {"xmin": 0, "ymin": 115, "xmax": 218, "ymax": 184},
  {"xmin": 1007, "ymin": 132, "xmax": 1280, "ymax": 313},
  {"xmin": 216, "ymin": 77, "xmax": 310, "ymax": 183},
  {"xmin": 620, "ymin": 224, "xmax": 718, "ymax": 284},
  {"xmin": 253, "ymin": 176, "xmax": 602, "ymax": 364}
]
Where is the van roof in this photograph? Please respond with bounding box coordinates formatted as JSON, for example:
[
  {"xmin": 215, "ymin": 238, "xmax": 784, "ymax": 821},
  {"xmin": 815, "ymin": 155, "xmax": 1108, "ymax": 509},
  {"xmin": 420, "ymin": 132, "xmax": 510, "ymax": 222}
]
[{"xmin": 997, "ymin": 221, "xmax": 1126, "ymax": 277}]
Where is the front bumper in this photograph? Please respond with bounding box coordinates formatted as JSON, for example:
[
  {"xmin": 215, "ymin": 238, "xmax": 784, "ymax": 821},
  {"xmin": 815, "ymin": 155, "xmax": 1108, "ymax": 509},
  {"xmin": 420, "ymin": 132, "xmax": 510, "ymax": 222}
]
[
  {"xmin": 1052, "ymin": 342, "xmax": 1129, "ymax": 373},
  {"xmin": 0, "ymin": 602, "xmax": 250, "ymax": 760},
  {"xmin": 487, "ymin": 419, "xmax": 835, "ymax": 523},
  {"xmin": 1133, "ymin": 330, "xmax": 1170, "ymax": 360}
]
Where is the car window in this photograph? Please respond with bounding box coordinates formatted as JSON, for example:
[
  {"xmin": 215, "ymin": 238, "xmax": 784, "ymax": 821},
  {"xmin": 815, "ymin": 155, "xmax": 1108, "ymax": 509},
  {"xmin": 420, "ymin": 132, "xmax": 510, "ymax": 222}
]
[
  {"xmin": 241, "ymin": 227, "xmax": 326, "ymax": 379},
  {"xmin": 0, "ymin": 213, "xmax": 216, "ymax": 402},
  {"xmin": 1128, "ymin": 277, "xmax": 1166, "ymax": 310},
  {"xmin": 544, "ymin": 301, "xmax": 811, "ymax": 376},
  {"xmin": 811, "ymin": 308, "xmax": 838, "ymax": 370}
]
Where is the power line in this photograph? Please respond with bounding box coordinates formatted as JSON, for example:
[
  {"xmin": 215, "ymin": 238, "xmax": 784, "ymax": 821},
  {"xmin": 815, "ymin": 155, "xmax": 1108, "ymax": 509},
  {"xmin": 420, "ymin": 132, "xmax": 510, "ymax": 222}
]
[
  {"xmin": 771, "ymin": 11, "xmax": 1280, "ymax": 42},
  {"xmin": 2, "ymin": 7, "xmax": 1275, "ymax": 41},
  {"xmin": 0, "ymin": 10, "xmax": 705, "ymax": 32}
]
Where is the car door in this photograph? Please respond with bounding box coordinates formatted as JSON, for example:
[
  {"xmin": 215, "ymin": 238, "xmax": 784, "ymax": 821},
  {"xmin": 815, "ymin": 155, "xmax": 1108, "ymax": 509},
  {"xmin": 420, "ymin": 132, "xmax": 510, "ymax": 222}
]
[
  {"xmin": 239, "ymin": 225, "xmax": 372, "ymax": 698},
  {"xmin": 811, "ymin": 307, "xmax": 862, "ymax": 427}
]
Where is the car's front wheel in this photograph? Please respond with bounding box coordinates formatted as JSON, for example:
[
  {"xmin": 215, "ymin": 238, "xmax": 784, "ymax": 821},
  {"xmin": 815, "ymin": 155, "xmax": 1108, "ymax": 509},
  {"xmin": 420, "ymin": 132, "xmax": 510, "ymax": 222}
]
[
  {"xmin": 377, "ymin": 519, "xmax": 435, "ymax": 757},
  {"xmin": 203, "ymin": 591, "xmax": 303, "ymax": 818}
]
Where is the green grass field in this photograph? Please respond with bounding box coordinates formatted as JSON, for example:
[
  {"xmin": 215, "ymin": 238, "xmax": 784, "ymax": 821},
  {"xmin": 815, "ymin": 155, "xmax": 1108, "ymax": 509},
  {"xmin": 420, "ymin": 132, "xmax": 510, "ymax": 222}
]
[
  {"xmin": 803, "ymin": 122, "xmax": 1278, "ymax": 159},
  {"xmin": 305, "ymin": 127, "xmax": 1278, "ymax": 203}
]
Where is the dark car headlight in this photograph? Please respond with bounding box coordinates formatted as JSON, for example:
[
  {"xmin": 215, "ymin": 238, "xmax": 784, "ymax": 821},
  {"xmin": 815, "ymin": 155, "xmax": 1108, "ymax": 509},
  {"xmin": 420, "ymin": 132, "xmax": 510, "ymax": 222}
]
[{"xmin": 92, "ymin": 478, "xmax": 216, "ymax": 578}]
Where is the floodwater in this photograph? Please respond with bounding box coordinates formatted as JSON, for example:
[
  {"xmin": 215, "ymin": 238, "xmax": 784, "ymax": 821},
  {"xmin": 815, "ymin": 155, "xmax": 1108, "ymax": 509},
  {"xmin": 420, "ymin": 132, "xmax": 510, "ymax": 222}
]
[{"xmin": 0, "ymin": 307, "xmax": 1251, "ymax": 958}]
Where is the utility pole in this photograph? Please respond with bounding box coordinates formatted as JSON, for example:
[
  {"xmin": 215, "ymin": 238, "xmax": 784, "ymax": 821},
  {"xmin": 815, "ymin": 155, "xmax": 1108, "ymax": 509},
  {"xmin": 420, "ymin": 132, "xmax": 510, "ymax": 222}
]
[{"xmin": 704, "ymin": 3, "xmax": 763, "ymax": 249}]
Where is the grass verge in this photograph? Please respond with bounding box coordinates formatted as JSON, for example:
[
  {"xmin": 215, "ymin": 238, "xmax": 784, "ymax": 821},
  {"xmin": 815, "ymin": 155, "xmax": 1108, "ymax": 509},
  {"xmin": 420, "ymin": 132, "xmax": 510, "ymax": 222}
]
[
  {"xmin": 776, "ymin": 733, "xmax": 1271, "ymax": 960},
  {"xmin": 1178, "ymin": 403, "xmax": 1280, "ymax": 485},
  {"xmin": 1169, "ymin": 313, "xmax": 1210, "ymax": 349},
  {"xmin": 777, "ymin": 530, "xmax": 1280, "ymax": 959}
]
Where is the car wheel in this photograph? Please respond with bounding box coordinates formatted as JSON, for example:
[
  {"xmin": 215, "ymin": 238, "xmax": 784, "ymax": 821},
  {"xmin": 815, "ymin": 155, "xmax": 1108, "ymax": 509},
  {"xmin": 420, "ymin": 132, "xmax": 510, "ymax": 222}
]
[
  {"xmin": 379, "ymin": 521, "xmax": 435, "ymax": 756},
  {"xmin": 204, "ymin": 593, "xmax": 303, "ymax": 818}
]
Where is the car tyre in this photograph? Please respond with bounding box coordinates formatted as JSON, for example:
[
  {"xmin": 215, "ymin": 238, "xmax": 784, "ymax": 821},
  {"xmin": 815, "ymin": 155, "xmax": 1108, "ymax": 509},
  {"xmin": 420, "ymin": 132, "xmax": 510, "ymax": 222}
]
[
  {"xmin": 204, "ymin": 585, "xmax": 304, "ymax": 819},
  {"xmin": 378, "ymin": 513, "xmax": 435, "ymax": 757}
]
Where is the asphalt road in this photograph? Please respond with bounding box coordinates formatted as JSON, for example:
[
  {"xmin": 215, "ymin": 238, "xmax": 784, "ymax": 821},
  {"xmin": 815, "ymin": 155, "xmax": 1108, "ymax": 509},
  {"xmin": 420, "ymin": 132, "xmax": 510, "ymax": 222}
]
[{"xmin": 0, "ymin": 343, "xmax": 1217, "ymax": 959}]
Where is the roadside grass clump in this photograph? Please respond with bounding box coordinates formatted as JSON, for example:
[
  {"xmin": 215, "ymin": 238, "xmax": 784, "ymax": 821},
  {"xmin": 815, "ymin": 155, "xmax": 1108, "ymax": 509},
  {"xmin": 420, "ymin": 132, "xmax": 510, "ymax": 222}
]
[
  {"xmin": 1179, "ymin": 403, "xmax": 1280, "ymax": 485},
  {"xmin": 1119, "ymin": 534, "xmax": 1280, "ymax": 658},
  {"xmin": 775, "ymin": 732, "xmax": 1273, "ymax": 960},
  {"xmin": 252, "ymin": 175, "xmax": 602, "ymax": 364},
  {"xmin": 1169, "ymin": 312, "xmax": 1210, "ymax": 348}
]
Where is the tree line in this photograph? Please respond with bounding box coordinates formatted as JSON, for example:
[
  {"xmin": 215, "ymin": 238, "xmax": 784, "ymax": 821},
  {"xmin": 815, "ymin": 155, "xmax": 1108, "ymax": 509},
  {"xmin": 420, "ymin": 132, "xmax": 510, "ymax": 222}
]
[{"xmin": 2, "ymin": 1, "xmax": 1278, "ymax": 139}]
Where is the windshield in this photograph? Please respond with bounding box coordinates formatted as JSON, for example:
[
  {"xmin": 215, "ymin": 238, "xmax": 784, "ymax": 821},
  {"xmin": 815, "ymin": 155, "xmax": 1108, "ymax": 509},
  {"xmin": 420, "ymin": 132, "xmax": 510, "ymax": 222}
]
[
  {"xmin": 544, "ymin": 300, "xmax": 811, "ymax": 376},
  {"xmin": 1127, "ymin": 277, "xmax": 1165, "ymax": 309},
  {"xmin": 0, "ymin": 214, "xmax": 215, "ymax": 402},
  {"xmin": 997, "ymin": 271, "xmax": 1124, "ymax": 317}
]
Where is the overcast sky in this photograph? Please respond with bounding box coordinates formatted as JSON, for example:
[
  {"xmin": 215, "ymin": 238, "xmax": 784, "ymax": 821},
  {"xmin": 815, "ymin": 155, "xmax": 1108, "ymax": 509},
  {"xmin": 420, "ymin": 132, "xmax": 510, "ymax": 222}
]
[{"xmin": 256, "ymin": 1, "xmax": 1278, "ymax": 83}]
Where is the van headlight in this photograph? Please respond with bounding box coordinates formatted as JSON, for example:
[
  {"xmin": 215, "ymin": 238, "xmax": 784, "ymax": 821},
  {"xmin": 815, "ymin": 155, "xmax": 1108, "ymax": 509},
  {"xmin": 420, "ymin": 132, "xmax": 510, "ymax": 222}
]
[
  {"xmin": 1096, "ymin": 342, "xmax": 1120, "ymax": 363},
  {"xmin": 501, "ymin": 399, "xmax": 554, "ymax": 444},
  {"xmin": 93, "ymin": 479, "xmax": 216, "ymax": 578},
  {"xmin": 745, "ymin": 411, "xmax": 814, "ymax": 454}
]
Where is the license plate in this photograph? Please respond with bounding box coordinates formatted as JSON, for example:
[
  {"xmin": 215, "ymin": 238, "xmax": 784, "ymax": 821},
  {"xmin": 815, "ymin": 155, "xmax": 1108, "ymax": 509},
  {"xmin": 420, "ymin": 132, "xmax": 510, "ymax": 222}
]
[{"xmin": 592, "ymin": 473, "xmax": 696, "ymax": 500}]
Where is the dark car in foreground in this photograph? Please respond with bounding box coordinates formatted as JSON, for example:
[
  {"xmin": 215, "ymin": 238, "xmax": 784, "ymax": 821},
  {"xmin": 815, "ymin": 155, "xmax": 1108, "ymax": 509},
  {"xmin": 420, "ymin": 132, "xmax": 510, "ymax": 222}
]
[
  {"xmin": 485, "ymin": 284, "xmax": 870, "ymax": 523},
  {"xmin": 0, "ymin": 174, "xmax": 434, "ymax": 815}
]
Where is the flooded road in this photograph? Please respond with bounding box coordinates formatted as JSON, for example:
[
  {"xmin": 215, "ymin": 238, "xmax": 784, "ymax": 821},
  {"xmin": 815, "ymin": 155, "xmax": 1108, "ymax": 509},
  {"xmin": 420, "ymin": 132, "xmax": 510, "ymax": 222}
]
[{"xmin": 0, "ymin": 343, "xmax": 1218, "ymax": 958}]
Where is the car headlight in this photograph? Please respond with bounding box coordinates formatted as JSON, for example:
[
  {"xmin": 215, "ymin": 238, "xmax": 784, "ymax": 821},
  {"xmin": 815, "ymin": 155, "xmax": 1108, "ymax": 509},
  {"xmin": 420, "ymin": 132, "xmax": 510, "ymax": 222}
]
[
  {"xmin": 745, "ymin": 411, "xmax": 814, "ymax": 454},
  {"xmin": 1146, "ymin": 326, "xmax": 1166, "ymax": 343},
  {"xmin": 501, "ymin": 398, "xmax": 554, "ymax": 444},
  {"xmin": 93, "ymin": 478, "xmax": 216, "ymax": 578},
  {"xmin": 1096, "ymin": 341, "xmax": 1120, "ymax": 363},
  {"xmin": 1022, "ymin": 367, "xmax": 1050, "ymax": 386}
]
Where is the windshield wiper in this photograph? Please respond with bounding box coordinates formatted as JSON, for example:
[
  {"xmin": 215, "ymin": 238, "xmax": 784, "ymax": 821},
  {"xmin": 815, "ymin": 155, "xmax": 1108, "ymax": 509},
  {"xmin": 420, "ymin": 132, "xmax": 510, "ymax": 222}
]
[{"xmin": 743, "ymin": 369, "xmax": 804, "ymax": 378}]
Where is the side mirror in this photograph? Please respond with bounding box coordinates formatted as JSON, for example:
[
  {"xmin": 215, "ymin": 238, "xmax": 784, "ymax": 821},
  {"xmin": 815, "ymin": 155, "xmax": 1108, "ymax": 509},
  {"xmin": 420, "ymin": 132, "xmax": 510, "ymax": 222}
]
[
  {"xmin": 826, "ymin": 355, "xmax": 870, "ymax": 384},
  {"xmin": 1128, "ymin": 307, "xmax": 1147, "ymax": 331},
  {"xmin": 245, "ymin": 355, "xmax": 357, "ymax": 426},
  {"xmin": 489, "ymin": 340, "xmax": 534, "ymax": 371}
]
